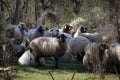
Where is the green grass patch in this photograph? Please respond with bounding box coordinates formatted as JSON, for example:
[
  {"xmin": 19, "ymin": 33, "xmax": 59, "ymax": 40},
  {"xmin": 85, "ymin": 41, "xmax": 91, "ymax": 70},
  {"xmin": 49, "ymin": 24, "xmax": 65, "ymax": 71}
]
[{"xmin": 0, "ymin": 58, "xmax": 119, "ymax": 80}]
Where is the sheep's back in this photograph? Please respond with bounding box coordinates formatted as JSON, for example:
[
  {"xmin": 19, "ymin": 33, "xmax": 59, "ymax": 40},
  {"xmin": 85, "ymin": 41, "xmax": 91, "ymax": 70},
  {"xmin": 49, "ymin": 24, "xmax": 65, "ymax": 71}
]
[
  {"xmin": 80, "ymin": 33, "xmax": 102, "ymax": 43},
  {"xmin": 30, "ymin": 37, "xmax": 66, "ymax": 57},
  {"xmin": 68, "ymin": 36, "xmax": 90, "ymax": 54}
]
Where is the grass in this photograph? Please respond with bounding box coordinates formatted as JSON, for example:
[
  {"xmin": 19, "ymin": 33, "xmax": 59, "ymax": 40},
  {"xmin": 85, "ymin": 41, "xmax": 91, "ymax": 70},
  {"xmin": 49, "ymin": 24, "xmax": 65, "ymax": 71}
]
[{"xmin": 0, "ymin": 58, "xmax": 119, "ymax": 80}]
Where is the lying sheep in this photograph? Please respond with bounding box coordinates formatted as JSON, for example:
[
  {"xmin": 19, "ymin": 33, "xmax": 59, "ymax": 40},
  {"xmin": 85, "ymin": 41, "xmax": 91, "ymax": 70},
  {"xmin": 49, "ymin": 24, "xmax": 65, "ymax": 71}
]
[
  {"xmin": 18, "ymin": 50, "xmax": 46, "ymax": 66},
  {"xmin": 64, "ymin": 36, "xmax": 90, "ymax": 62},
  {"xmin": 83, "ymin": 42, "xmax": 109, "ymax": 72},
  {"xmin": 29, "ymin": 34, "xmax": 67, "ymax": 68},
  {"xmin": 27, "ymin": 24, "xmax": 47, "ymax": 42},
  {"xmin": 59, "ymin": 24, "xmax": 73, "ymax": 34},
  {"xmin": 105, "ymin": 43, "xmax": 120, "ymax": 73},
  {"xmin": 74, "ymin": 26, "xmax": 87, "ymax": 37}
]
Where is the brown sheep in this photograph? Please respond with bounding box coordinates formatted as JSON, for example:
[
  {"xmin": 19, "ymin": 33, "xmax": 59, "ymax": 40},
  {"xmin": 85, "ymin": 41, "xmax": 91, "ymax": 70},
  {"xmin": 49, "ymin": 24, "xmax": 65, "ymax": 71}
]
[
  {"xmin": 83, "ymin": 42, "xmax": 109, "ymax": 72},
  {"xmin": 29, "ymin": 34, "xmax": 67, "ymax": 68},
  {"xmin": 59, "ymin": 24, "xmax": 73, "ymax": 34},
  {"xmin": 105, "ymin": 43, "xmax": 120, "ymax": 73}
]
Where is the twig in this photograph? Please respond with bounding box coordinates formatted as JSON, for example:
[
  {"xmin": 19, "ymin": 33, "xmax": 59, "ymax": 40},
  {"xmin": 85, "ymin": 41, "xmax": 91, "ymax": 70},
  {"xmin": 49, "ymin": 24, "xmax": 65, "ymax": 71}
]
[
  {"xmin": 71, "ymin": 70, "xmax": 77, "ymax": 80},
  {"xmin": 48, "ymin": 71, "xmax": 55, "ymax": 80}
]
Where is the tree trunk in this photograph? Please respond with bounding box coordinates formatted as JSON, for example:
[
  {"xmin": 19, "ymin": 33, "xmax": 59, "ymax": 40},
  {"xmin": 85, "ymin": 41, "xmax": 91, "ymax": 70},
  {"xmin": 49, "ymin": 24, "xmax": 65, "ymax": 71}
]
[{"xmin": 12, "ymin": 0, "xmax": 20, "ymax": 24}]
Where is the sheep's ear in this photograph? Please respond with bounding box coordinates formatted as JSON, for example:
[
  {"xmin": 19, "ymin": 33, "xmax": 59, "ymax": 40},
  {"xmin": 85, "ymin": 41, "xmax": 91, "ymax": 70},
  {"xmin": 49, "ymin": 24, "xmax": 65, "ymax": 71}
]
[
  {"xmin": 99, "ymin": 43, "xmax": 109, "ymax": 50},
  {"xmin": 61, "ymin": 34, "xmax": 67, "ymax": 38}
]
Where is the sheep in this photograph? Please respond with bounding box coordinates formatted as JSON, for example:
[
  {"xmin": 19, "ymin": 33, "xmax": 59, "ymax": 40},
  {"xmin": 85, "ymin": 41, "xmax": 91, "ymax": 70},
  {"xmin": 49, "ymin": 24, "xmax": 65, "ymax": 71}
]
[
  {"xmin": 6, "ymin": 22, "xmax": 27, "ymax": 44},
  {"xmin": 105, "ymin": 43, "xmax": 120, "ymax": 73},
  {"xmin": 59, "ymin": 24, "xmax": 73, "ymax": 34},
  {"xmin": 80, "ymin": 32, "xmax": 103, "ymax": 43},
  {"xmin": 27, "ymin": 24, "xmax": 47, "ymax": 42},
  {"xmin": 45, "ymin": 27, "xmax": 72, "ymax": 43},
  {"xmin": 7, "ymin": 38, "xmax": 25, "ymax": 58},
  {"xmin": 29, "ymin": 34, "xmax": 67, "ymax": 68},
  {"xmin": 47, "ymin": 27, "xmax": 60, "ymax": 37},
  {"xmin": 18, "ymin": 50, "xmax": 46, "ymax": 66},
  {"xmin": 64, "ymin": 36, "xmax": 90, "ymax": 62},
  {"xmin": 73, "ymin": 26, "xmax": 87, "ymax": 37},
  {"xmin": 83, "ymin": 42, "xmax": 109, "ymax": 72}
]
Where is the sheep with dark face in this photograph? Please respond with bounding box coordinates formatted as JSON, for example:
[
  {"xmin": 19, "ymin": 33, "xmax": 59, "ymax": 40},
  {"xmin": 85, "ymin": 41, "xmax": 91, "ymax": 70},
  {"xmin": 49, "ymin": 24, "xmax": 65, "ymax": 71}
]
[
  {"xmin": 59, "ymin": 24, "xmax": 73, "ymax": 34},
  {"xmin": 47, "ymin": 27, "xmax": 60, "ymax": 37},
  {"xmin": 7, "ymin": 38, "xmax": 25, "ymax": 58},
  {"xmin": 27, "ymin": 24, "xmax": 47, "ymax": 42},
  {"xmin": 29, "ymin": 34, "xmax": 67, "ymax": 68},
  {"xmin": 105, "ymin": 43, "xmax": 120, "ymax": 73},
  {"xmin": 80, "ymin": 32, "xmax": 103, "ymax": 43},
  {"xmin": 6, "ymin": 22, "xmax": 27, "ymax": 44},
  {"xmin": 64, "ymin": 36, "xmax": 90, "ymax": 62},
  {"xmin": 83, "ymin": 42, "xmax": 109, "ymax": 72},
  {"xmin": 74, "ymin": 26, "xmax": 87, "ymax": 37}
]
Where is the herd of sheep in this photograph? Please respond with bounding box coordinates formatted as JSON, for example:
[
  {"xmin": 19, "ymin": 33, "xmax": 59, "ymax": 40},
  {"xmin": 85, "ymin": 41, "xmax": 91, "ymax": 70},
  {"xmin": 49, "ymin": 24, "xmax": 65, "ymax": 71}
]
[{"xmin": 0, "ymin": 22, "xmax": 120, "ymax": 73}]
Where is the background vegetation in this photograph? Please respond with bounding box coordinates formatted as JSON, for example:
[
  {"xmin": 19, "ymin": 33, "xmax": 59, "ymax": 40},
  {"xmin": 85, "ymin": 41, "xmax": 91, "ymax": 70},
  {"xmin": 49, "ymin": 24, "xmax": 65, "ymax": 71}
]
[{"xmin": 0, "ymin": 0, "xmax": 120, "ymax": 80}]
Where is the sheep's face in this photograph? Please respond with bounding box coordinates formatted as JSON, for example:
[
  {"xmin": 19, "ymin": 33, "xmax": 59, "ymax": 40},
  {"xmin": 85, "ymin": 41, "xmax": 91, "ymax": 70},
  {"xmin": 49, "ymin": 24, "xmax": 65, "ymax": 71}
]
[
  {"xmin": 37, "ymin": 25, "xmax": 46, "ymax": 33},
  {"xmin": 80, "ymin": 26, "xmax": 87, "ymax": 33},
  {"xmin": 57, "ymin": 34, "xmax": 67, "ymax": 43},
  {"xmin": 63, "ymin": 24, "xmax": 73, "ymax": 33},
  {"xmin": 18, "ymin": 22, "xmax": 27, "ymax": 31},
  {"xmin": 49, "ymin": 27, "xmax": 59, "ymax": 37},
  {"xmin": 99, "ymin": 43, "xmax": 109, "ymax": 51}
]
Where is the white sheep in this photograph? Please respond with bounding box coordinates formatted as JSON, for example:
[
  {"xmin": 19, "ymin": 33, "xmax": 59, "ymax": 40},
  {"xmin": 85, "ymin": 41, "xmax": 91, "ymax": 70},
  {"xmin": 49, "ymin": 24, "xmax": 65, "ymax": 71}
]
[
  {"xmin": 80, "ymin": 32, "xmax": 103, "ymax": 43},
  {"xmin": 18, "ymin": 50, "xmax": 46, "ymax": 66},
  {"xmin": 27, "ymin": 24, "xmax": 47, "ymax": 42},
  {"xmin": 64, "ymin": 36, "xmax": 90, "ymax": 62},
  {"xmin": 29, "ymin": 34, "xmax": 67, "ymax": 68},
  {"xmin": 6, "ymin": 22, "xmax": 27, "ymax": 44},
  {"xmin": 46, "ymin": 27, "xmax": 72, "ymax": 43}
]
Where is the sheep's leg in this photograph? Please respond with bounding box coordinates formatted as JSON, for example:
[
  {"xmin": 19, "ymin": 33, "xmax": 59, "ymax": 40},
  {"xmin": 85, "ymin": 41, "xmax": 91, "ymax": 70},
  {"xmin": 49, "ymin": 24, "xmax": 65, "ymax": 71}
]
[
  {"xmin": 35, "ymin": 57, "xmax": 40, "ymax": 67},
  {"xmin": 54, "ymin": 57, "xmax": 59, "ymax": 68},
  {"xmin": 77, "ymin": 51, "xmax": 85, "ymax": 63}
]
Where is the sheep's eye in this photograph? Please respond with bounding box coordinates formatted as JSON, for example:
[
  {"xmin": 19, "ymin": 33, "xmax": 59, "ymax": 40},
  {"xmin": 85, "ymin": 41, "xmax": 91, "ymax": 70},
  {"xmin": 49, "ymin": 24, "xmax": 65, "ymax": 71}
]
[
  {"xmin": 56, "ymin": 30, "xmax": 59, "ymax": 32},
  {"xmin": 50, "ymin": 29, "xmax": 53, "ymax": 32}
]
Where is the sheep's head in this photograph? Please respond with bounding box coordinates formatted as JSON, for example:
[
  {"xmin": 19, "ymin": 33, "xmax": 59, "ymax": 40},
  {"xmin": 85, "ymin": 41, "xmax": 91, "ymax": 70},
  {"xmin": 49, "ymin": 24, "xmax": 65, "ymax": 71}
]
[
  {"xmin": 18, "ymin": 22, "xmax": 28, "ymax": 31},
  {"xmin": 57, "ymin": 34, "xmax": 67, "ymax": 43},
  {"xmin": 49, "ymin": 27, "xmax": 59, "ymax": 37},
  {"xmin": 98, "ymin": 43, "xmax": 109, "ymax": 61},
  {"xmin": 99, "ymin": 43, "xmax": 109, "ymax": 51},
  {"xmin": 62, "ymin": 24, "xmax": 73, "ymax": 33},
  {"xmin": 80, "ymin": 26, "xmax": 87, "ymax": 33},
  {"xmin": 37, "ymin": 24, "xmax": 47, "ymax": 33}
]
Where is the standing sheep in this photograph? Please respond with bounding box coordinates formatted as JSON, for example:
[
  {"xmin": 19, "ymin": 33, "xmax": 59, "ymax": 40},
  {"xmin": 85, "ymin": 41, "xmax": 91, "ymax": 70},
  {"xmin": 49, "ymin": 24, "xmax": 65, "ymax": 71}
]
[
  {"xmin": 105, "ymin": 43, "xmax": 120, "ymax": 73},
  {"xmin": 80, "ymin": 32, "xmax": 103, "ymax": 43},
  {"xmin": 29, "ymin": 34, "xmax": 67, "ymax": 68},
  {"xmin": 64, "ymin": 36, "xmax": 90, "ymax": 62},
  {"xmin": 59, "ymin": 24, "xmax": 73, "ymax": 34},
  {"xmin": 6, "ymin": 22, "xmax": 27, "ymax": 44},
  {"xmin": 73, "ymin": 26, "xmax": 87, "ymax": 37},
  {"xmin": 27, "ymin": 24, "xmax": 47, "ymax": 42},
  {"xmin": 83, "ymin": 42, "xmax": 109, "ymax": 72}
]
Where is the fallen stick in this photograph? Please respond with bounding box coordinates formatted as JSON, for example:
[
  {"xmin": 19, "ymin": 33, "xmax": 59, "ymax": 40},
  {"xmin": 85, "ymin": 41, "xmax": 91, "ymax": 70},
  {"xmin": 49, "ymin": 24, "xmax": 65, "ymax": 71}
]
[
  {"xmin": 71, "ymin": 70, "xmax": 77, "ymax": 80},
  {"xmin": 48, "ymin": 71, "xmax": 55, "ymax": 80}
]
